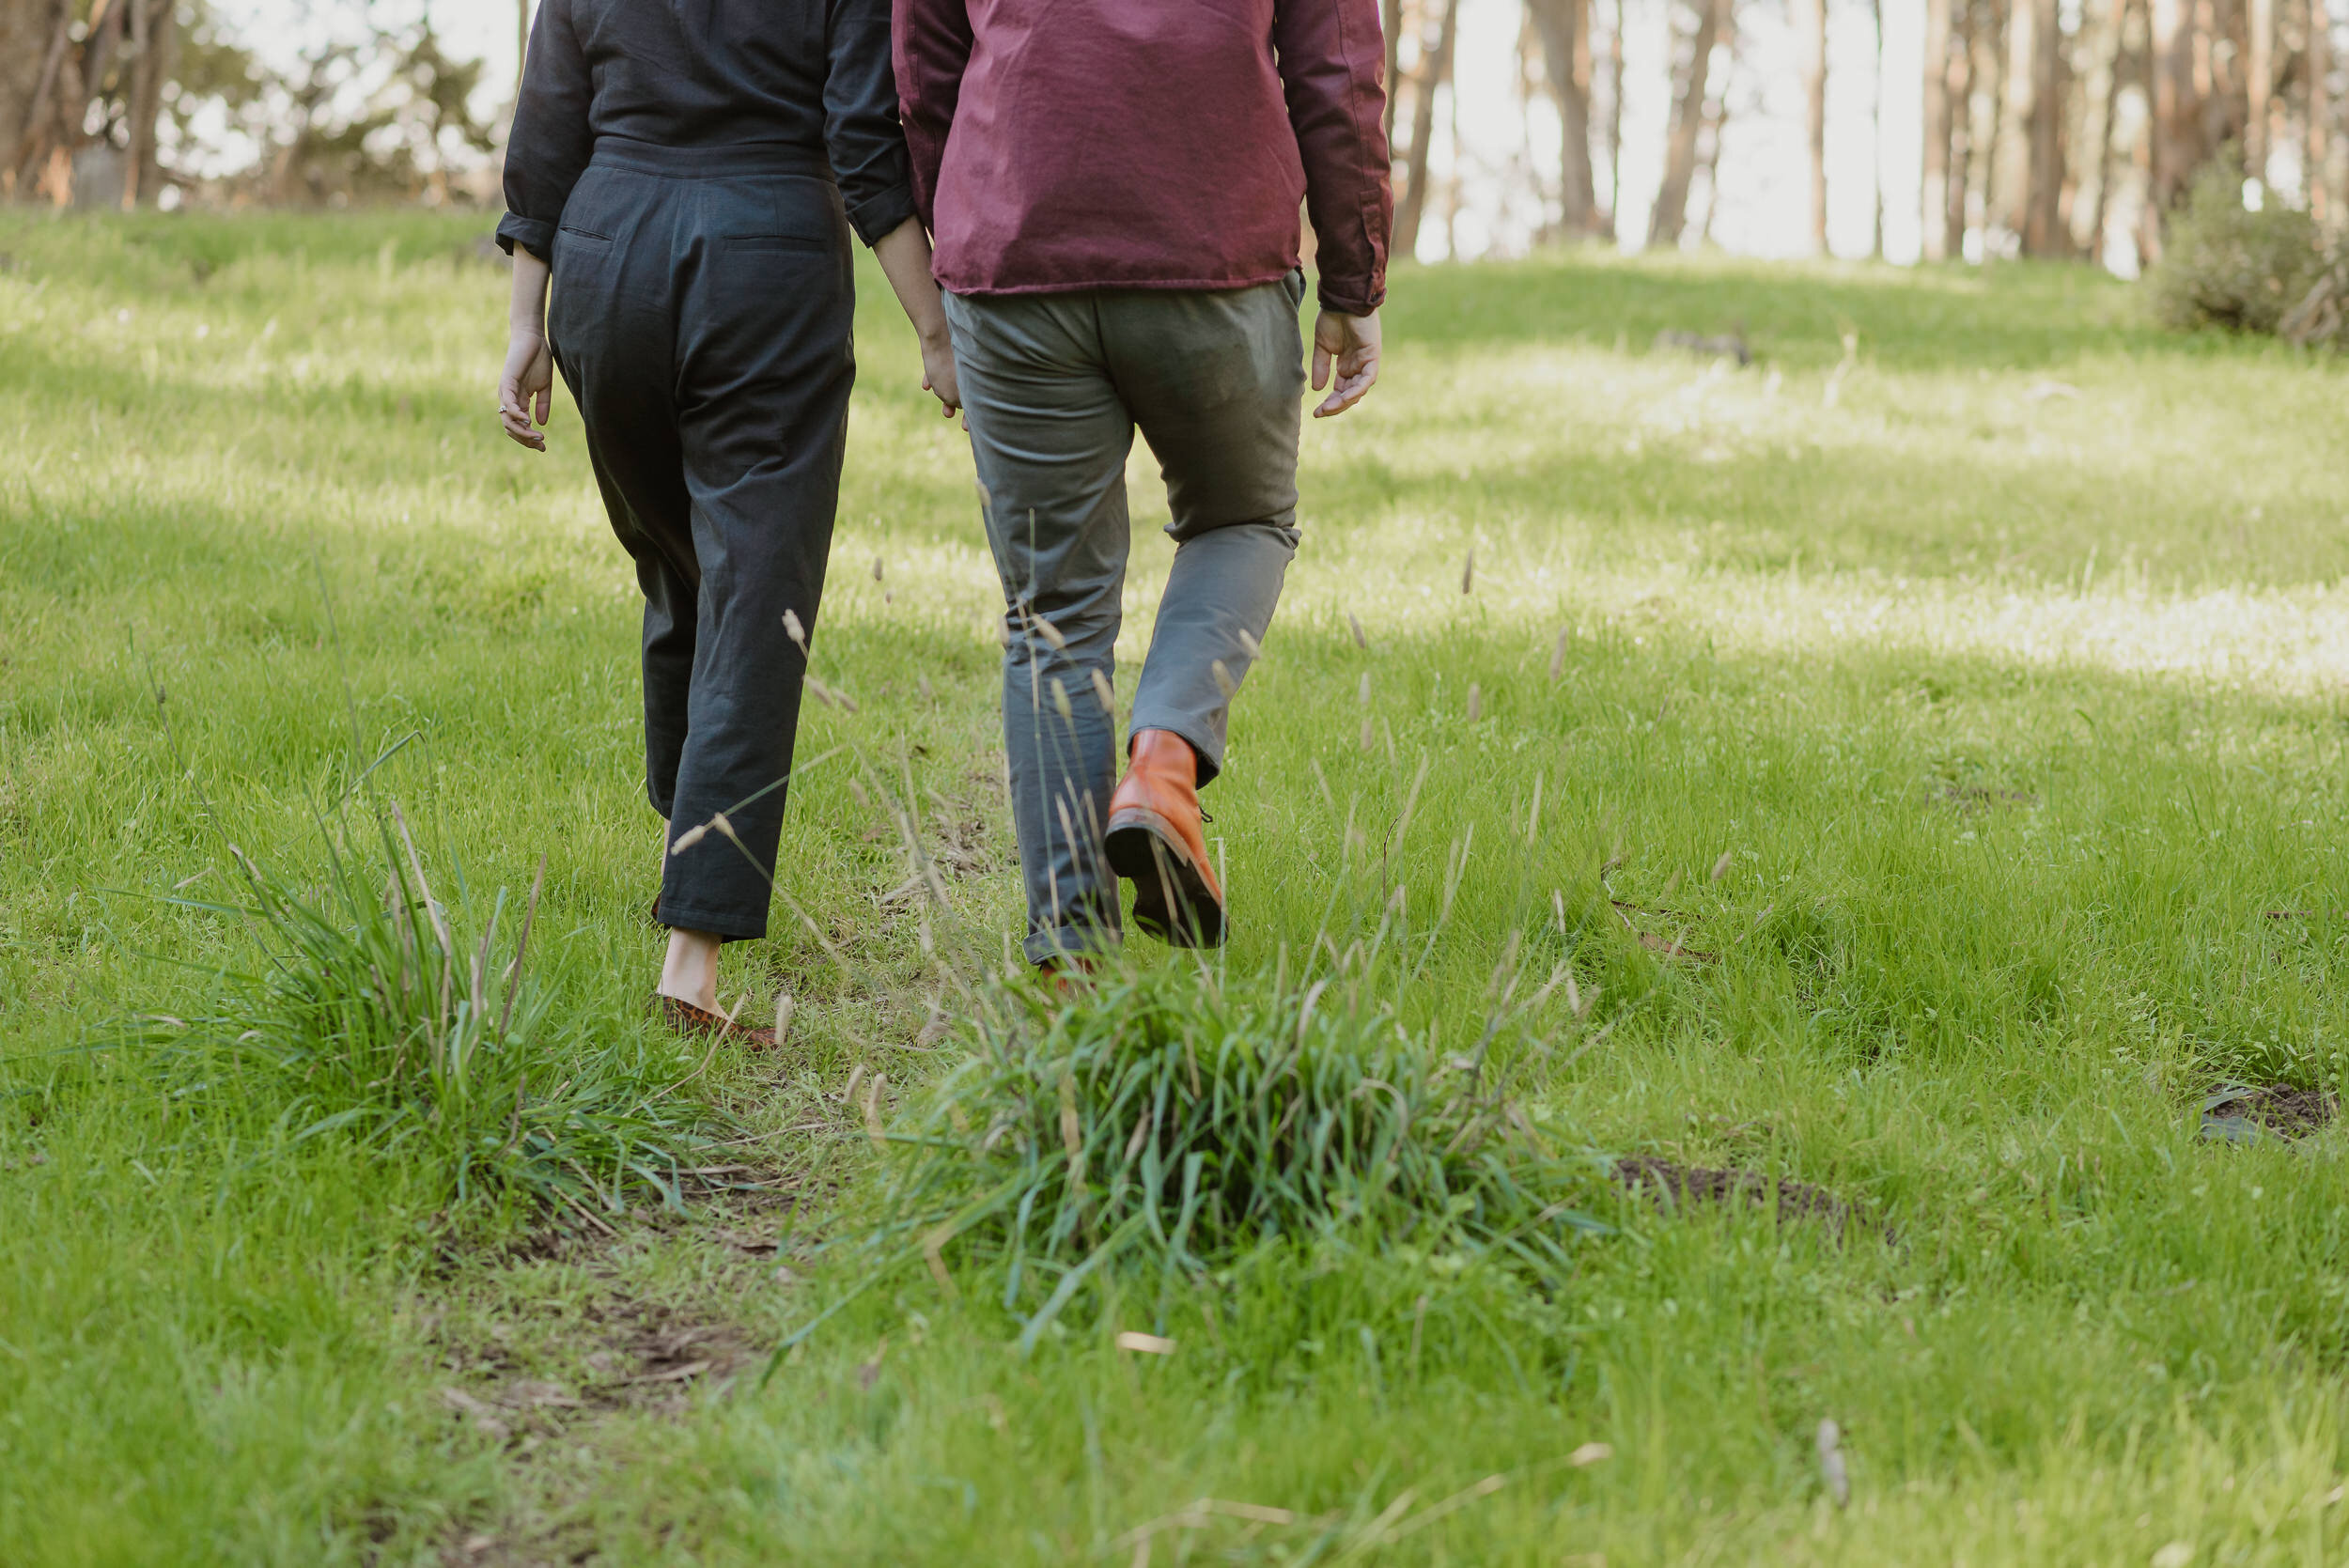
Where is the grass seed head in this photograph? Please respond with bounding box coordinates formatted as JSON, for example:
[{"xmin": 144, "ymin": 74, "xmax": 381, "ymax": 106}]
[
  {"xmin": 1348, "ymin": 612, "xmax": 1367, "ymax": 649},
  {"xmin": 1090, "ymin": 669, "xmax": 1115, "ymax": 712},
  {"xmin": 783, "ymin": 609, "xmax": 808, "ymax": 651},
  {"xmin": 1467, "ymin": 683, "xmax": 1482, "ymax": 722},
  {"xmin": 1212, "ymin": 660, "xmax": 1237, "ymax": 699}
]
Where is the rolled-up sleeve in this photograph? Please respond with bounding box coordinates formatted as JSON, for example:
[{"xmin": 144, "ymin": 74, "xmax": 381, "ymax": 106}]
[
  {"xmin": 499, "ymin": 0, "xmax": 592, "ymax": 258},
  {"xmin": 824, "ymin": 0, "xmax": 920, "ymax": 244},
  {"xmin": 892, "ymin": 0, "xmax": 972, "ymax": 234},
  {"xmin": 1275, "ymin": 0, "xmax": 1394, "ymax": 316}
]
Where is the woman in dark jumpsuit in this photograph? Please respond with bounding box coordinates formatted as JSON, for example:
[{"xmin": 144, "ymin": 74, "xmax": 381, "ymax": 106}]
[{"xmin": 494, "ymin": 0, "xmax": 957, "ymax": 1037}]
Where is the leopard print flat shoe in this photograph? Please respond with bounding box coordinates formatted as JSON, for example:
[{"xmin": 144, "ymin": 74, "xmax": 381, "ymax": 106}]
[{"xmin": 654, "ymin": 994, "xmax": 777, "ymax": 1049}]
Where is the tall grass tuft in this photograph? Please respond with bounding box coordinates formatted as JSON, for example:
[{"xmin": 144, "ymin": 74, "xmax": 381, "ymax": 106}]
[
  {"xmin": 806, "ymin": 970, "xmax": 1607, "ymax": 1355},
  {"xmin": 149, "ymin": 804, "xmax": 721, "ymax": 1221}
]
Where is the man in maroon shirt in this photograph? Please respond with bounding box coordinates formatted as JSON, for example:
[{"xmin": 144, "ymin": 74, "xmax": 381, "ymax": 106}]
[{"xmin": 895, "ymin": 0, "xmax": 1392, "ymax": 967}]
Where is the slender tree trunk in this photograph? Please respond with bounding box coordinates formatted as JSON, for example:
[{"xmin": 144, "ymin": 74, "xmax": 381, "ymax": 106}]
[
  {"xmin": 1383, "ymin": 0, "xmax": 1408, "ymax": 144},
  {"xmin": 2149, "ymin": 0, "xmax": 2196, "ymax": 227},
  {"xmin": 9, "ymin": 0, "xmax": 79, "ymax": 202},
  {"xmin": 1607, "ymin": 0, "xmax": 1628, "ymax": 237},
  {"xmin": 124, "ymin": 0, "xmax": 176, "ymax": 208},
  {"xmin": 1973, "ymin": 0, "xmax": 2011, "ymax": 241},
  {"xmin": 2024, "ymin": 0, "xmax": 2066, "ymax": 252},
  {"xmin": 1997, "ymin": 0, "xmax": 2038, "ymax": 241},
  {"xmin": 1443, "ymin": 58, "xmax": 1462, "ymax": 256},
  {"xmin": 1697, "ymin": 17, "xmax": 1740, "ymax": 242},
  {"xmin": 1870, "ymin": 0, "xmax": 1886, "ymax": 256},
  {"xmin": 2085, "ymin": 0, "xmax": 2133, "ymax": 255},
  {"xmin": 1923, "ymin": 0, "xmax": 1955, "ymax": 256},
  {"xmin": 1528, "ymin": 0, "xmax": 1600, "ymax": 234},
  {"xmin": 1650, "ymin": 0, "xmax": 1727, "ymax": 243},
  {"xmin": 2131, "ymin": 36, "xmax": 2157, "ymax": 253},
  {"xmin": 1794, "ymin": 0, "xmax": 1828, "ymax": 252},
  {"xmin": 2248, "ymin": 0, "xmax": 2274, "ymax": 176},
  {"xmin": 2192, "ymin": 0, "xmax": 2231, "ymax": 157},
  {"xmin": 1948, "ymin": 0, "xmax": 1980, "ymax": 252},
  {"xmin": 2311, "ymin": 0, "xmax": 2330, "ymax": 221},
  {"xmin": 1394, "ymin": 0, "xmax": 1461, "ymax": 260},
  {"xmin": 2, "ymin": 0, "xmax": 62, "ymax": 198}
]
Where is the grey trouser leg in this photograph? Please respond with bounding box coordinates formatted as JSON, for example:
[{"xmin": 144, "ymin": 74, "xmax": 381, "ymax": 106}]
[
  {"xmin": 944, "ymin": 275, "xmax": 1307, "ymax": 966},
  {"xmin": 547, "ymin": 146, "xmax": 854, "ymax": 941}
]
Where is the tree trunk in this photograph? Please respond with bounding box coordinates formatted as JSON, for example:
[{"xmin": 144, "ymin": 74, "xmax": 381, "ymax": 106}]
[
  {"xmin": 2024, "ymin": 0, "xmax": 2067, "ymax": 253},
  {"xmin": 1947, "ymin": 0, "xmax": 1980, "ymax": 252},
  {"xmin": 1528, "ymin": 0, "xmax": 1600, "ymax": 234},
  {"xmin": 123, "ymin": 0, "xmax": 177, "ymax": 207},
  {"xmin": 1650, "ymin": 0, "xmax": 1727, "ymax": 244},
  {"xmin": 1870, "ymin": 0, "xmax": 1886, "ymax": 256},
  {"xmin": 1923, "ymin": 0, "xmax": 1955, "ymax": 256},
  {"xmin": 1383, "ymin": 0, "xmax": 1408, "ymax": 145},
  {"xmin": 2149, "ymin": 0, "xmax": 2199, "ymax": 224},
  {"xmin": 1696, "ymin": 18, "xmax": 1740, "ymax": 243},
  {"xmin": 2311, "ymin": 0, "xmax": 2330, "ymax": 222},
  {"xmin": 1795, "ymin": 0, "xmax": 1828, "ymax": 252},
  {"xmin": 1606, "ymin": 0, "xmax": 1627, "ymax": 237},
  {"xmin": 1997, "ymin": 0, "xmax": 2042, "ymax": 243},
  {"xmin": 1394, "ymin": 0, "xmax": 1461, "ymax": 261},
  {"xmin": 1972, "ymin": 0, "xmax": 2011, "ymax": 241},
  {"xmin": 2248, "ymin": 0, "xmax": 2274, "ymax": 177},
  {"xmin": 8, "ymin": 0, "xmax": 79, "ymax": 203},
  {"xmin": 2084, "ymin": 0, "xmax": 2134, "ymax": 255},
  {"xmin": 0, "ymin": 0, "xmax": 54, "ymax": 199}
]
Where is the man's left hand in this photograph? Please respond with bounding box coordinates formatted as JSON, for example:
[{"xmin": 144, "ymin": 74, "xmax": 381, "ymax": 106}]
[{"xmin": 1311, "ymin": 308, "xmax": 1381, "ymax": 419}]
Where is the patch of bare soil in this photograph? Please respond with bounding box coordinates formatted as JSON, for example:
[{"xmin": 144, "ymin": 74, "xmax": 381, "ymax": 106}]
[
  {"xmin": 417, "ymin": 1194, "xmax": 798, "ymax": 1565},
  {"xmin": 2201, "ymin": 1083, "xmax": 2339, "ymax": 1141},
  {"xmin": 1611, "ymin": 1156, "xmax": 1890, "ymax": 1243}
]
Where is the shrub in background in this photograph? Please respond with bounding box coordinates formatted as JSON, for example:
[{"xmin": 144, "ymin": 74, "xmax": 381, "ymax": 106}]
[{"xmin": 2149, "ymin": 153, "xmax": 2334, "ymax": 338}]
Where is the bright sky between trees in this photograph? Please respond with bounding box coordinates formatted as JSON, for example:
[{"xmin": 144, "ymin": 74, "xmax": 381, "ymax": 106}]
[{"xmin": 228, "ymin": 0, "xmax": 1951, "ymax": 266}]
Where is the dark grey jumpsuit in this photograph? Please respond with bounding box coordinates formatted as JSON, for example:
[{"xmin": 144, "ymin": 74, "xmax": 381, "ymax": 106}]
[{"xmin": 498, "ymin": 0, "xmax": 916, "ymax": 940}]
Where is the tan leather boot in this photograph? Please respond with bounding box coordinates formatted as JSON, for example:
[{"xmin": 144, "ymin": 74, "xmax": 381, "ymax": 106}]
[{"xmin": 1104, "ymin": 729, "xmax": 1225, "ymax": 947}]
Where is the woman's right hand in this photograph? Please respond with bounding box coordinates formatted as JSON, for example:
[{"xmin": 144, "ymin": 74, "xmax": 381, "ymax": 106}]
[{"xmin": 499, "ymin": 331, "xmax": 555, "ymax": 452}]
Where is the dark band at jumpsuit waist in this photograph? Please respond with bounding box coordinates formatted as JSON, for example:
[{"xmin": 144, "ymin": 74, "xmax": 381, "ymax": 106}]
[{"xmin": 587, "ymin": 136, "xmax": 834, "ymax": 180}]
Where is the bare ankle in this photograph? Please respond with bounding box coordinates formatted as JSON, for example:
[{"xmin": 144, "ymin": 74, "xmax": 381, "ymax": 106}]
[{"xmin": 658, "ymin": 927, "xmax": 723, "ymax": 1012}]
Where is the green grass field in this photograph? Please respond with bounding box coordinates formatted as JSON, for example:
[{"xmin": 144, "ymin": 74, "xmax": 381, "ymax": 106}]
[{"xmin": 7, "ymin": 210, "xmax": 2349, "ymax": 1565}]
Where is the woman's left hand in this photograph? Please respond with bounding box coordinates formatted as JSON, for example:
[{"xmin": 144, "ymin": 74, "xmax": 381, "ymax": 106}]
[{"xmin": 919, "ymin": 328, "xmax": 961, "ymax": 420}]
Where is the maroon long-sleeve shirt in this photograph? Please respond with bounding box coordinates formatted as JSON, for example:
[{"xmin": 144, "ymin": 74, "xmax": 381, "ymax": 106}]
[{"xmin": 893, "ymin": 0, "xmax": 1393, "ymax": 318}]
